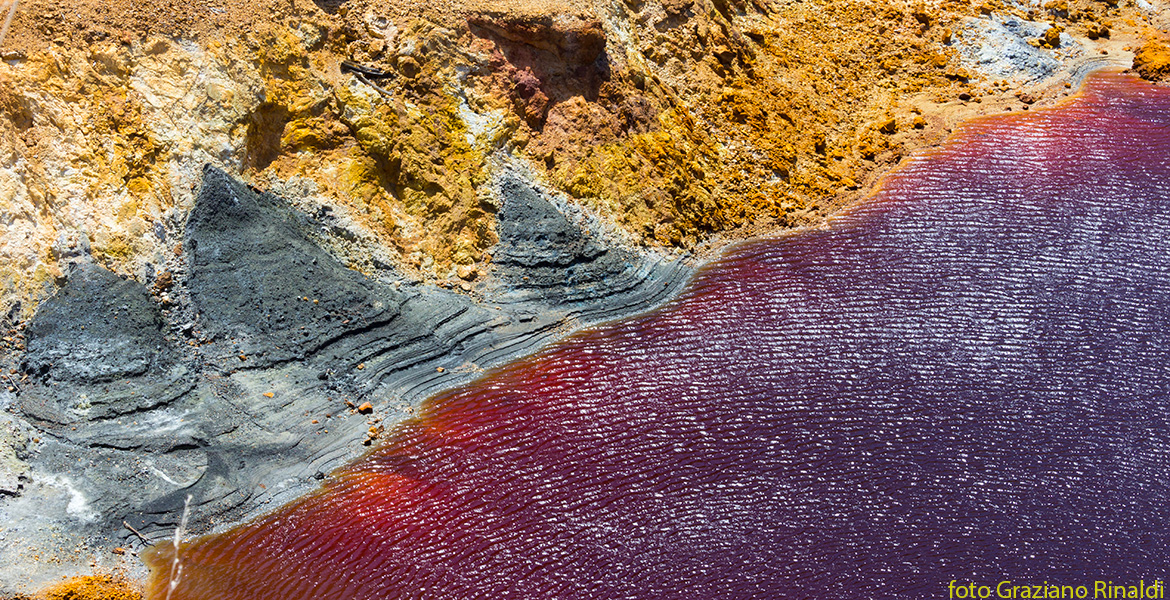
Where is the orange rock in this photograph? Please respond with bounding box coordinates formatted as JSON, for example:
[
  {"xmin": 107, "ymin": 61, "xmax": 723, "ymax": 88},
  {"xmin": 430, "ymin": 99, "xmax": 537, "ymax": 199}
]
[
  {"xmin": 1041, "ymin": 24, "xmax": 1064, "ymax": 48},
  {"xmin": 263, "ymin": 392, "xmax": 275, "ymax": 398},
  {"xmin": 36, "ymin": 575, "xmax": 141, "ymax": 600},
  {"xmin": 1133, "ymin": 38, "xmax": 1170, "ymax": 83},
  {"xmin": 357, "ymin": 402, "xmax": 373, "ymax": 414}
]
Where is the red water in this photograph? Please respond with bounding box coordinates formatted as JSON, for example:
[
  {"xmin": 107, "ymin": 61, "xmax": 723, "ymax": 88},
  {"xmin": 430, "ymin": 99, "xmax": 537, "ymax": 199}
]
[{"xmin": 144, "ymin": 72, "xmax": 1170, "ymax": 599}]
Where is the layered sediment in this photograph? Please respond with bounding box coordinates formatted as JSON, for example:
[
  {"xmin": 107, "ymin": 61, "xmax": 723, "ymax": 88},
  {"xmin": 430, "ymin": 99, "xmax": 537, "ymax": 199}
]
[
  {"xmin": 0, "ymin": 0, "xmax": 1164, "ymax": 321},
  {"xmin": 0, "ymin": 0, "xmax": 1166, "ymax": 596},
  {"xmin": 0, "ymin": 165, "xmax": 689, "ymax": 595},
  {"xmin": 142, "ymin": 72, "xmax": 1170, "ymax": 600}
]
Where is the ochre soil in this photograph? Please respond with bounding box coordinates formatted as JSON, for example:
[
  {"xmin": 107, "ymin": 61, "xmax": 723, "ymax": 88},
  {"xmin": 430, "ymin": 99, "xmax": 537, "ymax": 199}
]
[
  {"xmin": 1134, "ymin": 34, "xmax": 1170, "ymax": 81},
  {"xmin": 0, "ymin": 1, "xmax": 1167, "ymax": 599},
  {"xmin": 5, "ymin": 575, "xmax": 141, "ymax": 600},
  {"xmin": 0, "ymin": 0, "xmax": 1163, "ymax": 290}
]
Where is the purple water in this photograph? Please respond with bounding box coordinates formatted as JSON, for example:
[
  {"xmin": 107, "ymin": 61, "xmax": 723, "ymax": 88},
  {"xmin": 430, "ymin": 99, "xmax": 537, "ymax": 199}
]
[{"xmin": 145, "ymin": 72, "xmax": 1170, "ymax": 599}]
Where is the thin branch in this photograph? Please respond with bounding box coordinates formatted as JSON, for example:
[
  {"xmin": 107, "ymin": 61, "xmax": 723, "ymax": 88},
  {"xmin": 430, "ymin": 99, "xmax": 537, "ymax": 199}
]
[
  {"xmin": 165, "ymin": 494, "xmax": 193, "ymax": 600},
  {"xmin": 355, "ymin": 72, "xmax": 394, "ymax": 99},
  {"xmin": 123, "ymin": 520, "xmax": 151, "ymax": 544},
  {"xmin": 0, "ymin": 1, "xmax": 19, "ymax": 49}
]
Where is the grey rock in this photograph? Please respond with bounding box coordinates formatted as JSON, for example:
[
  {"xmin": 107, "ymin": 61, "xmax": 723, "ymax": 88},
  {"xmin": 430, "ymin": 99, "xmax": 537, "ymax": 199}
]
[
  {"xmin": 488, "ymin": 169, "xmax": 692, "ymax": 313},
  {"xmin": 0, "ymin": 164, "xmax": 695, "ymax": 595},
  {"xmin": 955, "ymin": 15, "xmax": 1082, "ymax": 83},
  {"xmin": 493, "ymin": 172, "xmax": 624, "ymax": 295},
  {"xmin": 19, "ymin": 263, "xmax": 193, "ymax": 425},
  {"xmin": 0, "ymin": 415, "xmax": 30, "ymax": 496},
  {"xmin": 186, "ymin": 165, "xmax": 407, "ymax": 367},
  {"xmin": 23, "ymin": 263, "xmax": 173, "ymax": 385}
]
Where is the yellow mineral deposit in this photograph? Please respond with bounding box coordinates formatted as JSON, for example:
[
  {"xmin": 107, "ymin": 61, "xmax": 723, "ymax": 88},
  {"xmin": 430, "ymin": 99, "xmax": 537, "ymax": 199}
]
[
  {"xmin": 0, "ymin": 0, "xmax": 1160, "ymax": 322},
  {"xmin": 28, "ymin": 574, "xmax": 142, "ymax": 600}
]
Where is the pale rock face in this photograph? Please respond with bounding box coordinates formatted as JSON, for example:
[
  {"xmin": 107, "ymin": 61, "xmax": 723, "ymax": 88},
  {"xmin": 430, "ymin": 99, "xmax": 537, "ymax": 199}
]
[
  {"xmin": 0, "ymin": 23, "xmax": 518, "ymax": 319},
  {"xmin": 0, "ymin": 414, "xmax": 30, "ymax": 496},
  {"xmin": 0, "ymin": 38, "xmax": 259, "ymax": 318},
  {"xmin": 956, "ymin": 15, "xmax": 1069, "ymax": 83}
]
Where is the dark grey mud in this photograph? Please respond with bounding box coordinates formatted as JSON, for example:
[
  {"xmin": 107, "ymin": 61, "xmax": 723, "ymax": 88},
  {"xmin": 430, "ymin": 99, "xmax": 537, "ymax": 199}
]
[{"xmin": 0, "ymin": 165, "xmax": 692, "ymax": 594}]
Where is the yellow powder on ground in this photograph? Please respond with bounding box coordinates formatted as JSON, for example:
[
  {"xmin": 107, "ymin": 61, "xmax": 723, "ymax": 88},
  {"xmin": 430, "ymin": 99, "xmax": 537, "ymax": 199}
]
[{"xmin": 10, "ymin": 575, "xmax": 142, "ymax": 600}]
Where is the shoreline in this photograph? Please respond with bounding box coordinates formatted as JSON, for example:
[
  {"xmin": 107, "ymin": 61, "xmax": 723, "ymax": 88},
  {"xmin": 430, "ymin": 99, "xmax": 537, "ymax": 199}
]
[
  {"xmin": 0, "ymin": 163, "xmax": 697, "ymax": 596},
  {"xmin": 0, "ymin": 0, "xmax": 1167, "ymax": 596},
  {"xmin": 0, "ymin": 53, "xmax": 1159, "ymax": 600}
]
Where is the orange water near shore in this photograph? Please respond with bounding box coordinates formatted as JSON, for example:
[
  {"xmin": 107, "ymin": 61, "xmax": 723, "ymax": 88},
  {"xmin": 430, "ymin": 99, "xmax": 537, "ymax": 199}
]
[{"xmin": 145, "ymin": 72, "xmax": 1170, "ymax": 599}]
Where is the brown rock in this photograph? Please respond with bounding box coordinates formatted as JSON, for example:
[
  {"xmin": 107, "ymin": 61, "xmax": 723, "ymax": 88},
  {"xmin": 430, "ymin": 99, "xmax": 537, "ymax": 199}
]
[
  {"xmin": 468, "ymin": 14, "xmax": 606, "ymax": 67},
  {"xmin": 456, "ymin": 264, "xmax": 478, "ymax": 281},
  {"xmin": 912, "ymin": 4, "xmax": 931, "ymax": 26},
  {"xmin": 357, "ymin": 402, "xmax": 373, "ymax": 414},
  {"xmin": 396, "ymin": 55, "xmax": 421, "ymax": 78},
  {"xmin": 511, "ymin": 68, "xmax": 551, "ymax": 125},
  {"xmin": 1041, "ymin": 24, "xmax": 1063, "ymax": 48}
]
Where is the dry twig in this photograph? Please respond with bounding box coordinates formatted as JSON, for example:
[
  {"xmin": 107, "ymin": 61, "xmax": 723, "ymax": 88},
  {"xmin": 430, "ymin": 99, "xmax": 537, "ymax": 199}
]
[{"xmin": 0, "ymin": 1, "xmax": 19, "ymax": 49}]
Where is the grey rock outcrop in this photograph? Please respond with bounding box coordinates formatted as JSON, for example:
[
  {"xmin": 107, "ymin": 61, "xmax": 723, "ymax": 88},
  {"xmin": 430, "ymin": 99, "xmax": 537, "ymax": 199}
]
[
  {"xmin": 488, "ymin": 170, "xmax": 693, "ymax": 320},
  {"xmin": 0, "ymin": 165, "xmax": 694, "ymax": 595},
  {"xmin": 19, "ymin": 263, "xmax": 193, "ymax": 427},
  {"xmin": 186, "ymin": 165, "xmax": 408, "ymax": 368}
]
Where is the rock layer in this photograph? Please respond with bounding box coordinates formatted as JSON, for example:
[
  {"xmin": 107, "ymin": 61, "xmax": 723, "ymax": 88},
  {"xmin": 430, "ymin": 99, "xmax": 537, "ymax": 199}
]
[
  {"xmin": 185, "ymin": 165, "xmax": 408, "ymax": 367},
  {"xmin": 0, "ymin": 0, "xmax": 1161, "ymax": 322},
  {"xmin": 20, "ymin": 263, "xmax": 192, "ymax": 426},
  {"xmin": 0, "ymin": 166, "xmax": 691, "ymax": 596},
  {"xmin": 0, "ymin": 0, "xmax": 1166, "ymax": 595}
]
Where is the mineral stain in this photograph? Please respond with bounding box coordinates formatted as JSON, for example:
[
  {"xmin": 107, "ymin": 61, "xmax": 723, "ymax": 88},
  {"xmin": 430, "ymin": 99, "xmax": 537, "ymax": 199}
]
[{"xmin": 144, "ymin": 72, "xmax": 1170, "ymax": 599}]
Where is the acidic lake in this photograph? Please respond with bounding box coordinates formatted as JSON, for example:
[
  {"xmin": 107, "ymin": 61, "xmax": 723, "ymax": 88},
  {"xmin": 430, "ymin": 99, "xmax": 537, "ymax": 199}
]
[{"xmin": 145, "ymin": 72, "xmax": 1170, "ymax": 599}]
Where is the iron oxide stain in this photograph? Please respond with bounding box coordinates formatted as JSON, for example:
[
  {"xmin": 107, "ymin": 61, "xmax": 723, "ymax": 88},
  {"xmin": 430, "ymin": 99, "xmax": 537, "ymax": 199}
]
[{"xmin": 145, "ymin": 73, "xmax": 1170, "ymax": 599}]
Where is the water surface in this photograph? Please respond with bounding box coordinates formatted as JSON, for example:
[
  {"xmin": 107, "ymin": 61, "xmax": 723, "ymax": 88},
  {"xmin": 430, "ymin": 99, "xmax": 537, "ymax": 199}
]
[{"xmin": 146, "ymin": 72, "xmax": 1170, "ymax": 599}]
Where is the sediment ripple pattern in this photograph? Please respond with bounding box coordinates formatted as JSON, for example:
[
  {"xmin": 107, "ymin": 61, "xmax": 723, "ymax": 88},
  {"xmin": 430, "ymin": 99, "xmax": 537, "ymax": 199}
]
[{"xmin": 145, "ymin": 73, "xmax": 1170, "ymax": 599}]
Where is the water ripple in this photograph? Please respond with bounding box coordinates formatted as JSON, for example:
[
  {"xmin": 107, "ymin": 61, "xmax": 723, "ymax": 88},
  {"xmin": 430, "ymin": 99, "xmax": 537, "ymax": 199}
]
[{"xmin": 146, "ymin": 72, "xmax": 1170, "ymax": 599}]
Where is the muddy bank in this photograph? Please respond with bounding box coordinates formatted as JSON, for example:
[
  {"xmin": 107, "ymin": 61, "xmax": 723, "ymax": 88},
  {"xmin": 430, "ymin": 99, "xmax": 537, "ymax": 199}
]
[{"xmin": 0, "ymin": 165, "xmax": 692, "ymax": 595}]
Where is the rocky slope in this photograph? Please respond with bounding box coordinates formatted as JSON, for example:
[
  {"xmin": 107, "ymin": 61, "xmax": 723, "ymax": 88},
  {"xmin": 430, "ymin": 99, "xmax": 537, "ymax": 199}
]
[{"xmin": 0, "ymin": 0, "xmax": 1167, "ymax": 597}]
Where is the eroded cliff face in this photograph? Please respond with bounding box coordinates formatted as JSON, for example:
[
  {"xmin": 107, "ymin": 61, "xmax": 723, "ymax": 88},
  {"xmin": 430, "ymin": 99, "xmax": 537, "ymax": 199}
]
[{"xmin": 0, "ymin": 0, "xmax": 1164, "ymax": 325}]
